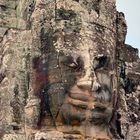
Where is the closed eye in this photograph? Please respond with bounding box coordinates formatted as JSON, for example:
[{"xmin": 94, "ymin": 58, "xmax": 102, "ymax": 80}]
[
  {"xmin": 61, "ymin": 56, "xmax": 84, "ymax": 71},
  {"xmin": 93, "ymin": 55, "xmax": 108, "ymax": 70},
  {"xmin": 61, "ymin": 56, "xmax": 76, "ymax": 67}
]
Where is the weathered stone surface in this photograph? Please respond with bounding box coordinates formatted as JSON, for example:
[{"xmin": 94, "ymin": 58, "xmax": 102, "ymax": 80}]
[
  {"xmin": 116, "ymin": 10, "xmax": 140, "ymax": 140},
  {"xmin": 2, "ymin": 134, "xmax": 25, "ymax": 140},
  {"xmin": 0, "ymin": 0, "xmax": 140, "ymax": 140},
  {"xmin": 34, "ymin": 131, "xmax": 66, "ymax": 140}
]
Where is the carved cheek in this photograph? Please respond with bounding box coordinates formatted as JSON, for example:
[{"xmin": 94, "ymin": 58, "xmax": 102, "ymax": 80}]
[
  {"xmin": 93, "ymin": 72, "xmax": 112, "ymax": 102},
  {"xmin": 96, "ymin": 72, "xmax": 111, "ymax": 89}
]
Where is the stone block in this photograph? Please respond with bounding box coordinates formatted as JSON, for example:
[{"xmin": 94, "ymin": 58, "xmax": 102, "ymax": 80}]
[
  {"xmin": 0, "ymin": 7, "xmax": 16, "ymax": 17},
  {"xmin": 0, "ymin": 16, "xmax": 26, "ymax": 29},
  {"xmin": 0, "ymin": 0, "xmax": 17, "ymax": 9},
  {"xmin": 0, "ymin": 27, "xmax": 8, "ymax": 38}
]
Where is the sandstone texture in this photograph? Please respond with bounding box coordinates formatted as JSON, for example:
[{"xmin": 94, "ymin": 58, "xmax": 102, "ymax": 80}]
[{"xmin": 0, "ymin": 0, "xmax": 140, "ymax": 140}]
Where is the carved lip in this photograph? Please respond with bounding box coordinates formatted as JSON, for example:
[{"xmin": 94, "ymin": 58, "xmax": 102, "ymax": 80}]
[
  {"xmin": 91, "ymin": 104, "xmax": 112, "ymax": 121},
  {"xmin": 67, "ymin": 86, "xmax": 96, "ymax": 110},
  {"xmin": 69, "ymin": 92, "xmax": 91, "ymax": 101}
]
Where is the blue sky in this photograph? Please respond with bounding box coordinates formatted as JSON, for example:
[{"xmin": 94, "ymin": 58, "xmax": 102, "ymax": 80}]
[{"xmin": 116, "ymin": 0, "xmax": 140, "ymax": 56}]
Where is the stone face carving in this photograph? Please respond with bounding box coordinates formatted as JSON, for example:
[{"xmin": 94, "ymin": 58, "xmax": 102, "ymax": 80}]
[
  {"xmin": 26, "ymin": 1, "xmax": 117, "ymax": 139},
  {"xmin": 44, "ymin": 31, "xmax": 114, "ymax": 139},
  {"xmin": 0, "ymin": 0, "xmax": 140, "ymax": 140}
]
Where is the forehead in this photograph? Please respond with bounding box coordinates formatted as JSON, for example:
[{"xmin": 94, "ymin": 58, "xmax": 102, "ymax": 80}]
[
  {"xmin": 44, "ymin": 1, "xmax": 116, "ymax": 60},
  {"xmin": 52, "ymin": 23, "xmax": 115, "ymax": 58}
]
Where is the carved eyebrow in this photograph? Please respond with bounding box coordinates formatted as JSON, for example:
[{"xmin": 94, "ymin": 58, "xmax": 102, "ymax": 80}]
[{"xmin": 93, "ymin": 55, "xmax": 108, "ymax": 70}]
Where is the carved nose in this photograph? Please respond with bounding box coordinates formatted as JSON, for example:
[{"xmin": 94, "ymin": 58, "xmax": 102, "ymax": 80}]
[
  {"xmin": 77, "ymin": 69, "xmax": 92, "ymax": 90},
  {"xmin": 77, "ymin": 80, "xmax": 92, "ymax": 90}
]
